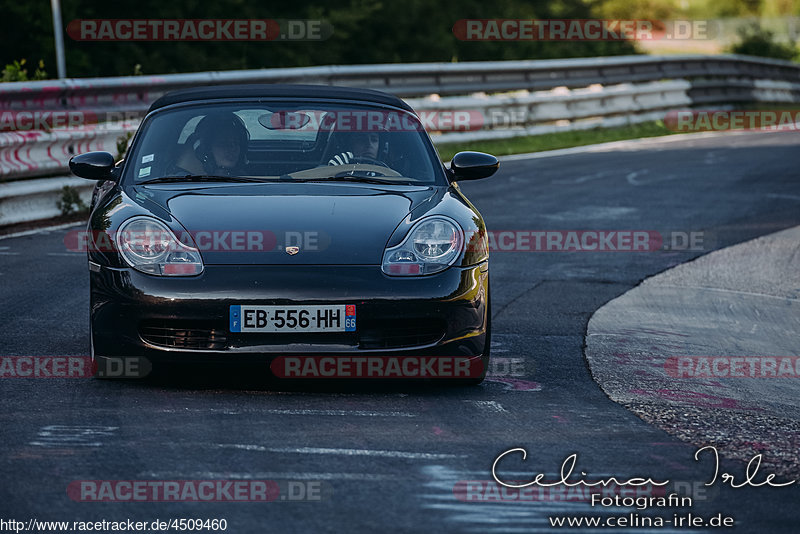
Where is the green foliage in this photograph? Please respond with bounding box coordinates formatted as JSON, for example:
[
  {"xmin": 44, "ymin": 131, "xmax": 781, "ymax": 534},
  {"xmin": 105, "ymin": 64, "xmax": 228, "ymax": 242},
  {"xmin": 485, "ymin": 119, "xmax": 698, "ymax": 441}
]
[
  {"xmin": 595, "ymin": 0, "xmax": 682, "ymax": 20},
  {"xmin": 116, "ymin": 131, "xmax": 134, "ymax": 161},
  {"xmin": 598, "ymin": 0, "xmax": 799, "ymax": 19},
  {"xmin": 1, "ymin": 58, "xmax": 48, "ymax": 82},
  {"xmin": 0, "ymin": 0, "xmax": 636, "ymax": 77},
  {"xmin": 728, "ymin": 24, "xmax": 798, "ymax": 61},
  {"xmin": 56, "ymin": 185, "xmax": 88, "ymax": 216},
  {"xmin": 435, "ymin": 121, "xmax": 674, "ymax": 161},
  {"xmin": 4, "ymin": 1, "xmax": 797, "ymax": 77}
]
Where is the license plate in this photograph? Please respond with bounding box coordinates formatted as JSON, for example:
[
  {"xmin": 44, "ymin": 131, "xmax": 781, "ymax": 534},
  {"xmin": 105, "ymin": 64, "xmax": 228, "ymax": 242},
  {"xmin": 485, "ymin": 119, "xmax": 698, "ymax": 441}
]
[{"xmin": 230, "ymin": 305, "xmax": 356, "ymax": 333}]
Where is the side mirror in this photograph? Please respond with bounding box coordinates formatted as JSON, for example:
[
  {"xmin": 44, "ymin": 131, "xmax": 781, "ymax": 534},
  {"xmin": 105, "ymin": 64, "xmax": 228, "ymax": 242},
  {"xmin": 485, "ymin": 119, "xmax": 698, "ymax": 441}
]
[
  {"xmin": 69, "ymin": 151, "xmax": 116, "ymax": 180},
  {"xmin": 450, "ymin": 151, "xmax": 499, "ymax": 181}
]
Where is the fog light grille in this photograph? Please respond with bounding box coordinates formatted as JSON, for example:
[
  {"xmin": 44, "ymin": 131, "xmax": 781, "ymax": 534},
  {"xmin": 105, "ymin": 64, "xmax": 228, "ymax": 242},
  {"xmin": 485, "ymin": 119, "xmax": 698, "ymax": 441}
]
[
  {"xmin": 358, "ymin": 319, "xmax": 446, "ymax": 349},
  {"xmin": 140, "ymin": 320, "xmax": 227, "ymax": 350}
]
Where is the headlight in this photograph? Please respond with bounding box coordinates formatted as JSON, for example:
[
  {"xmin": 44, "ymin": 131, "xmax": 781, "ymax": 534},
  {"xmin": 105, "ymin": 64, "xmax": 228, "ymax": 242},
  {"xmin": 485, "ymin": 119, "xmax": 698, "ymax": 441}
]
[
  {"xmin": 115, "ymin": 217, "xmax": 203, "ymax": 276},
  {"xmin": 382, "ymin": 216, "xmax": 463, "ymax": 276}
]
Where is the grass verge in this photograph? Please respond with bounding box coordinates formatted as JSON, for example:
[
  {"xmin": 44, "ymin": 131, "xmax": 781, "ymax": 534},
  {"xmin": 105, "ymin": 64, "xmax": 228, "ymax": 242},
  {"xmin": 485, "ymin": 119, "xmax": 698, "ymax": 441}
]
[
  {"xmin": 0, "ymin": 213, "xmax": 87, "ymax": 238},
  {"xmin": 434, "ymin": 120, "xmax": 676, "ymax": 161}
]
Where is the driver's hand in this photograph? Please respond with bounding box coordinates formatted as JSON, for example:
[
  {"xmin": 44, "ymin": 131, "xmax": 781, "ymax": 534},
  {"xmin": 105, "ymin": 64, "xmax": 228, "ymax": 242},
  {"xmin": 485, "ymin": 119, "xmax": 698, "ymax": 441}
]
[{"xmin": 328, "ymin": 152, "xmax": 354, "ymax": 166}]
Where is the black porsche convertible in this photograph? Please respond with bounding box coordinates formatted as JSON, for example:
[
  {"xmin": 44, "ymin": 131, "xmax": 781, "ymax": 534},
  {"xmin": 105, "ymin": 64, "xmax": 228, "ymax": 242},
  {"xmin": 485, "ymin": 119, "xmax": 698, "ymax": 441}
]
[{"xmin": 69, "ymin": 84, "xmax": 498, "ymax": 382}]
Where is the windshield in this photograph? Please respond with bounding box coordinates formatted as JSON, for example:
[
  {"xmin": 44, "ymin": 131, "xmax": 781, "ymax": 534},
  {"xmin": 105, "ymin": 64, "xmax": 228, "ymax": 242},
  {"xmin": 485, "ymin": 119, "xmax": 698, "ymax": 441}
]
[{"xmin": 124, "ymin": 101, "xmax": 446, "ymax": 185}]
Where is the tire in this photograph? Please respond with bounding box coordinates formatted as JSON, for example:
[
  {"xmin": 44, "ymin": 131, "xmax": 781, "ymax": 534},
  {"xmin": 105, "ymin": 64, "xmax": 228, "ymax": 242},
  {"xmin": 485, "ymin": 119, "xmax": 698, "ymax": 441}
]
[{"xmin": 460, "ymin": 277, "xmax": 491, "ymax": 385}]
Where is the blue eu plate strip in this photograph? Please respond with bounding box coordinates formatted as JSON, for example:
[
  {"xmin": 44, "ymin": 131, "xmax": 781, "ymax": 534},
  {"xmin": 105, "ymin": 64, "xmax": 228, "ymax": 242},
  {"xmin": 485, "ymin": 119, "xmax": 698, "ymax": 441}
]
[
  {"xmin": 345, "ymin": 306, "xmax": 356, "ymax": 332},
  {"xmin": 229, "ymin": 305, "xmax": 241, "ymax": 332}
]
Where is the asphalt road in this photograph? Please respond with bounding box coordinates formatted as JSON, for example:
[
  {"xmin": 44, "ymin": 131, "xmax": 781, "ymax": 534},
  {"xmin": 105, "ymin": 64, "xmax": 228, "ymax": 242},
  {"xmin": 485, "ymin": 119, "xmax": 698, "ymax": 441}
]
[
  {"xmin": 1, "ymin": 131, "xmax": 799, "ymax": 533},
  {"xmin": 587, "ymin": 225, "xmax": 800, "ymax": 478}
]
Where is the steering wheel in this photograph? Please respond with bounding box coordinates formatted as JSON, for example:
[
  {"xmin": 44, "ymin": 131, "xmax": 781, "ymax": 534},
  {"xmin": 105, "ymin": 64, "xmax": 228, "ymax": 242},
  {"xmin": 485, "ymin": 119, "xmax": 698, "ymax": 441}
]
[{"xmin": 349, "ymin": 156, "xmax": 390, "ymax": 168}]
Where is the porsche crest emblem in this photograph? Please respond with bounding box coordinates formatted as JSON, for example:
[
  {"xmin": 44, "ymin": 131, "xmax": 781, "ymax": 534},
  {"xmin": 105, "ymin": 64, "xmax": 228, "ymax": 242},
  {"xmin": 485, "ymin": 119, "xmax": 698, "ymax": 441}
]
[{"xmin": 285, "ymin": 246, "xmax": 300, "ymax": 255}]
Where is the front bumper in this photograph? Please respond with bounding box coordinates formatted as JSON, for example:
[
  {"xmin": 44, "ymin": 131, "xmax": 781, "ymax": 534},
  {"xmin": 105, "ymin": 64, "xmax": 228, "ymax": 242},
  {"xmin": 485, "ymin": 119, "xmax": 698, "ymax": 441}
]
[{"xmin": 91, "ymin": 263, "xmax": 489, "ymax": 364}]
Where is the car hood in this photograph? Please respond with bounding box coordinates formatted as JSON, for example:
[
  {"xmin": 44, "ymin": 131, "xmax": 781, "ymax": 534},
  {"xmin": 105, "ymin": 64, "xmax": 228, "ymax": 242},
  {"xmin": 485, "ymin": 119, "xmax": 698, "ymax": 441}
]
[{"xmin": 133, "ymin": 182, "xmax": 439, "ymax": 265}]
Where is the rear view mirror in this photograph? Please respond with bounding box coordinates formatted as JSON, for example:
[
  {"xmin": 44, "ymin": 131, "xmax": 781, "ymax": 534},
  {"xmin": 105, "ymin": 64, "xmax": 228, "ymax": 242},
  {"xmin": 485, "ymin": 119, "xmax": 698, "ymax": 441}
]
[
  {"xmin": 450, "ymin": 151, "xmax": 499, "ymax": 181},
  {"xmin": 260, "ymin": 111, "xmax": 311, "ymax": 130},
  {"xmin": 69, "ymin": 152, "xmax": 116, "ymax": 180}
]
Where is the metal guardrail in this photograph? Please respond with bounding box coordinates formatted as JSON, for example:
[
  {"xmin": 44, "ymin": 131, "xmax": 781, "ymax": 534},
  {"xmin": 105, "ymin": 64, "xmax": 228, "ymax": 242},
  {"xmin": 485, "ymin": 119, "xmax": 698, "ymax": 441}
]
[
  {"xmin": 411, "ymin": 80, "xmax": 694, "ymax": 143},
  {"xmin": 0, "ymin": 54, "xmax": 799, "ymax": 226},
  {"xmin": 2, "ymin": 54, "xmax": 799, "ymax": 107},
  {"xmin": 0, "ymin": 123, "xmax": 133, "ymax": 179}
]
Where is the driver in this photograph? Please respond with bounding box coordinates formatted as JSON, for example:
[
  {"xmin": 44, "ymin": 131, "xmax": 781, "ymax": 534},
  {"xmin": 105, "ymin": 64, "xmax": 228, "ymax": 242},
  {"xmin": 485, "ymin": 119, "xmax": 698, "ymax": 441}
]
[
  {"xmin": 191, "ymin": 112, "xmax": 249, "ymax": 176},
  {"xmin": 327, "ymin": 131, "xmax": 381, "ymax": 166}
]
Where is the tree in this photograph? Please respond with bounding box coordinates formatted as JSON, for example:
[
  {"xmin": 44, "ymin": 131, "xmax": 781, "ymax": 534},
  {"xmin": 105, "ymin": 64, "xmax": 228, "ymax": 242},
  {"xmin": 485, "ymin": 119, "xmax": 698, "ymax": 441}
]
[{"xmin": 729, "ymin": 23, "xmax": 797, "ymax": 61}]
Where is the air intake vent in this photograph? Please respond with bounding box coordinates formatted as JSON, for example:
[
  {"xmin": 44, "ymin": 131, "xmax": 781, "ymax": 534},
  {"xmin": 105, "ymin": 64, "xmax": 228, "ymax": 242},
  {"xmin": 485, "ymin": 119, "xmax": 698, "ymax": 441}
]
[
  {"xmin": 140, "ymin": 320, "xmax": 227, "ymax": 350},
  {"xmin": 358, "ymin": 319, "xmax": 446, "ymax": 349}
]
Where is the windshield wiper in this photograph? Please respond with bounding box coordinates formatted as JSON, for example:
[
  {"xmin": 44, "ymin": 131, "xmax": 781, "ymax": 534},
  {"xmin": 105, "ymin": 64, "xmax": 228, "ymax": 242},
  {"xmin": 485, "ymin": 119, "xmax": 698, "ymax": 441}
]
[
  {"xmin": 139, "ymin": 175, "xmax": 267, "ymax": 184},
  {"xmin": 292, "ymin": 174, "xmax": 410, "ymax": 185}
]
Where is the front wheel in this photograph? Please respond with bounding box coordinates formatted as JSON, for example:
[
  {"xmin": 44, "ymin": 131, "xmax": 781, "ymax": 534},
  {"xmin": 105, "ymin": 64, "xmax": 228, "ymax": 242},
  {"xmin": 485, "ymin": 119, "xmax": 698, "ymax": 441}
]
[
  {"xmin": 91, "ymin": 323, "xmax": 152, "ymax": 379},
  {"xmin": 460, "ymin": 280, "xmax": 491, "ymax": 385}
]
